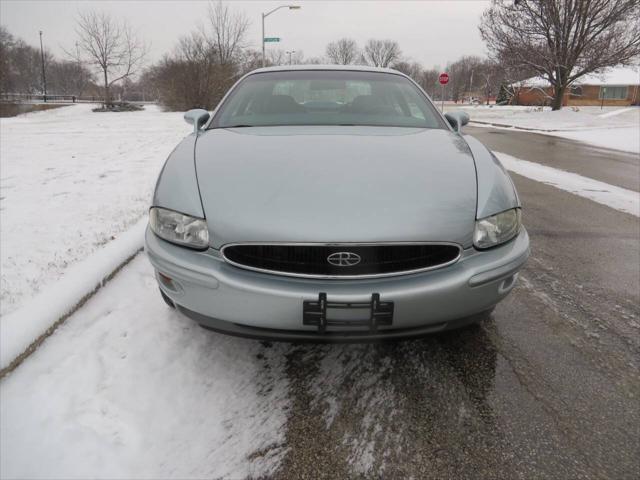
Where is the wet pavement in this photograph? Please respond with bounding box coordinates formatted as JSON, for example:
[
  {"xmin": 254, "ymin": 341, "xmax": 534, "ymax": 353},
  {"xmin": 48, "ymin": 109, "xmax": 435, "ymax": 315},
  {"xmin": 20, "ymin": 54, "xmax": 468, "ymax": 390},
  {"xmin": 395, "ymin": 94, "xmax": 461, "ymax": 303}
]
[
  {"xmin": 271, "ymin": 130, "xmax": 640, "ymax": 478},
  {"xmin": 465, "ymin": 125, "xmax": 640, "ymax": 191}
]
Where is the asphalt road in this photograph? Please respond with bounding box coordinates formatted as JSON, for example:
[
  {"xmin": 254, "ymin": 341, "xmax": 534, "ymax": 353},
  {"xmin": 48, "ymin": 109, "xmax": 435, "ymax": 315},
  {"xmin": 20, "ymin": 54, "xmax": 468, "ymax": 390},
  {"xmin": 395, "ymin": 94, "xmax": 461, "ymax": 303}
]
[
  {"xmin": 467, "ymin": 125, "xmax": 640, "ymax": 190},
  {"xmin": 271, "ymin": 128, "xmax": 640, "ymax": 479}
]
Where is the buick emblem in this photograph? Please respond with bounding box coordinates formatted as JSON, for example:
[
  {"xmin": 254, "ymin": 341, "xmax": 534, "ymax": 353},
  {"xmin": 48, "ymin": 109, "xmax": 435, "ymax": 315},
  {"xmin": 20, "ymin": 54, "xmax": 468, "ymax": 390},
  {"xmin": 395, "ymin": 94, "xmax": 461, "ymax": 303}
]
[{"xmin": 327, "ymin": 251, "xmax": 361, "ymax": 267}]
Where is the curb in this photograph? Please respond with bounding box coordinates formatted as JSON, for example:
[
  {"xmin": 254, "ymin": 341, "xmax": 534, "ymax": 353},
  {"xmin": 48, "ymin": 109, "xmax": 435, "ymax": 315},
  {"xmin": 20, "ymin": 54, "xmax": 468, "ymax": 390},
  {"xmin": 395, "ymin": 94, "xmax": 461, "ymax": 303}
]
[
  {"xmin": 0, "ymin": 217, "xmax": 148, "ymax": 376},
  {"xmin": 469, "ymin": 120, "xmax": 562, "ymax": 132},
  {"xmin": 0, "ymin": 250, "xmax": 142, "ymax": 378}
]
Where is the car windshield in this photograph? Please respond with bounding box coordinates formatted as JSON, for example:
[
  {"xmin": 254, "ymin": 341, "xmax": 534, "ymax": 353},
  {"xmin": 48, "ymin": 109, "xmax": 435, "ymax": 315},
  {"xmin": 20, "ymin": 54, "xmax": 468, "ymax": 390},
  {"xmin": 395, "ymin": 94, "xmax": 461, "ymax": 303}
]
[{"xmin": 210, "ymin": 70, "xmax": 447, "ymax": 129}]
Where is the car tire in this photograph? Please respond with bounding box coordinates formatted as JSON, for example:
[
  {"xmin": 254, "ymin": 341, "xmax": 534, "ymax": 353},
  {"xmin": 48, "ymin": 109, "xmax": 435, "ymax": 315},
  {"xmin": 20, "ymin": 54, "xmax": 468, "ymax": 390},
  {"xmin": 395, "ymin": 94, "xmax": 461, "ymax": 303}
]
[{"xmin": 159, "ymin": 288, "xmax": 175, "ymax": 308}]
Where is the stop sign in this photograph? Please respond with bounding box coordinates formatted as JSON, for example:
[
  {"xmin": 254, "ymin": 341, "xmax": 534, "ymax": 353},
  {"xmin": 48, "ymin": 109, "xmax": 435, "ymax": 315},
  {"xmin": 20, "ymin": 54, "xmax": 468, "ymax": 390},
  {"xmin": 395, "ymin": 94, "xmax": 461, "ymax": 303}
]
[{"xmin": 439, "ymin": 73, "xmax": 449, "ymax": 85}]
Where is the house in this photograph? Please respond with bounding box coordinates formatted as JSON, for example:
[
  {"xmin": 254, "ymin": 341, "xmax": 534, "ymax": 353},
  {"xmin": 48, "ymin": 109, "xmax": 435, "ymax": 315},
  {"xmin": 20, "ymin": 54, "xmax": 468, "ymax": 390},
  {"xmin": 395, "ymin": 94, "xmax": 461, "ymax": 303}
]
[{"xmin": 511, "ymin": 65, "xmax": 640, "ymax": 107}]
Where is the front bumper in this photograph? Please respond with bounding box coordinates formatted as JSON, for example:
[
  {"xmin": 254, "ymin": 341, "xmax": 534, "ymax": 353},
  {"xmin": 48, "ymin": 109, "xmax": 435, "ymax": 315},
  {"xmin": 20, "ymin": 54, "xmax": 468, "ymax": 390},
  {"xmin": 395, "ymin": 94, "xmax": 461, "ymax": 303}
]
[{"xmin": 145, "ymin": 227, "xmax": 530, "ymax": 340}]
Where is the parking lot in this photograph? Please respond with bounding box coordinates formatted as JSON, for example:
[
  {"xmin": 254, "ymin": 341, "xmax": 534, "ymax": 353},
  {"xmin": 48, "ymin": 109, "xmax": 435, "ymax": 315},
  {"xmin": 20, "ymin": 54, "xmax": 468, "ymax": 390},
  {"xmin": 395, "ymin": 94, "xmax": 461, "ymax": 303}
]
[{"xmin": 1, "ymin": 109, "xmax": 639, "ymax": 478}]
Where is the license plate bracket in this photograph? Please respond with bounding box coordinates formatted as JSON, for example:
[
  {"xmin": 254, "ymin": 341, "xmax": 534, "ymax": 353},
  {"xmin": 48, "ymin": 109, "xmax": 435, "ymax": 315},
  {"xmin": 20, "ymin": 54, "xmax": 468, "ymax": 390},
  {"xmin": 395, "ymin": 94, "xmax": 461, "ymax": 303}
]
[{"xmin": 303, "ymin": 293, "xmax": 394, "ymax": 334}]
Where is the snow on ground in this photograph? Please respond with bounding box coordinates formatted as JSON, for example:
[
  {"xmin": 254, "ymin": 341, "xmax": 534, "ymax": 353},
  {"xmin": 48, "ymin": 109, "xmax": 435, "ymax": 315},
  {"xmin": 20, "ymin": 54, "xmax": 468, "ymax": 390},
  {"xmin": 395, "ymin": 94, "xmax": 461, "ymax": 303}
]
[
  {"xmin": 545, "ymin": 127, "xmax": 639, "ymax": 154},
  {"xmin": 0, "ymin": 255, "xmax": 290, "ymax": 479},
  {"xmin": 0, "ymin": 104, "xmax": 189, "ymax": 317},
  {"xmin": 0, "ymin": 217, "xmax": 146, "ymax": 369},
  {"xmin": 459, "ymin": 105, "xmax": 638, "ymax": 130},
  {"xmin": 495, "ymin": 152, "xmax": 640, "ymax": 217},
  {"xmin": 453, "ymin": 105, "xmax": 640, "ymax": 154}
]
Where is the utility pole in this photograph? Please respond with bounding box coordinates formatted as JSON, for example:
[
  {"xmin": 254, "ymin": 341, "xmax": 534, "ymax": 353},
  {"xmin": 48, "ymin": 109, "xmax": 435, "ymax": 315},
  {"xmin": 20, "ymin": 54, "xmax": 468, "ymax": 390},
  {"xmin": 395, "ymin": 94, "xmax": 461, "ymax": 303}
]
[{"xmin": 39, "ymin": 31, "xmax": 47, "ymax": 102}]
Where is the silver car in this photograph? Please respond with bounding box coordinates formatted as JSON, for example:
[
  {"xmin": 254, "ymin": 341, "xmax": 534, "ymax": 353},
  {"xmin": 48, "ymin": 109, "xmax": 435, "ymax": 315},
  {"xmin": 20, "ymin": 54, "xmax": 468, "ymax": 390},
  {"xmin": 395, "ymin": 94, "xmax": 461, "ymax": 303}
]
[{"xmin": 145, "ymin": 65, "xmax": 529, "ymax": 341}]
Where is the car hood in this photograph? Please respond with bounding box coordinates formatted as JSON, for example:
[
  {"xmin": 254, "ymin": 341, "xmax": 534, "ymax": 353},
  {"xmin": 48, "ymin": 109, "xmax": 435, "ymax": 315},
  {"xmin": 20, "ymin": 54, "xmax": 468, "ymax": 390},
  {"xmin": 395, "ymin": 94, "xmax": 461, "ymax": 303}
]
[{"xmin": 195, "ymin": 126, "xmax": 477, "ymax": 249}]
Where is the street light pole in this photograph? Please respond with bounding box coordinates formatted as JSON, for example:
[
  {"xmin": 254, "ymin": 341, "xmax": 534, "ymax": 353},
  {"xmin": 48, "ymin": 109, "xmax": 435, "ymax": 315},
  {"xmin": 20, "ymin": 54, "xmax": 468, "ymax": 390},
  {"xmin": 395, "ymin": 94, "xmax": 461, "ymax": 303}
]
[
  {"xmin": 261, "ymin": 12, "xmax": 266, "ymax": 68},
  {"xmin": 39, "ymin": 31, "xmax": 47, "ymax": 102},
  {"xmin": 261, "ymin": 5, "xmax": 301, "ymax": 68},
  {"xmin": 286, "ymin": 50, "xmax": 296, "ymax": 65}
]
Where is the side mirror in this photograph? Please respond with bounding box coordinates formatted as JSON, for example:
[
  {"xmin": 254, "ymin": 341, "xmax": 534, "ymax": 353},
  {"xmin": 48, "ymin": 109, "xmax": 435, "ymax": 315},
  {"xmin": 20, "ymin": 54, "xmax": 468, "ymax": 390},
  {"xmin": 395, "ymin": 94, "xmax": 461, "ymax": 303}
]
[
  {"xmin": 444, "ymin": 111, "xmax": 470, "ymax": 133},
  {"xmin": 184, "ymin": 109, "xmax": 210, "ymax": 134}
]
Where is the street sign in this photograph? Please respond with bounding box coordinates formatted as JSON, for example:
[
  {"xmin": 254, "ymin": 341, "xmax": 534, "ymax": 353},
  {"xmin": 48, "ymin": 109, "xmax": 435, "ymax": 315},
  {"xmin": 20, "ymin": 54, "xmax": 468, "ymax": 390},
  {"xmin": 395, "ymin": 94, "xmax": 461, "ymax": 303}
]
[{"xmin": 264, "ymin": 37, "xmax": 281, "ymax": 43}]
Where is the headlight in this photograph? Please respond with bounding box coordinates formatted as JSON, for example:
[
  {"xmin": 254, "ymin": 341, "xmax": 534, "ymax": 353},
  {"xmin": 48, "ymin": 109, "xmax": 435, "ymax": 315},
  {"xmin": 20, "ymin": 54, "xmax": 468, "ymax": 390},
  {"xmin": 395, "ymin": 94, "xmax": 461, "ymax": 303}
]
[
  {"xmin": 474, "ymin": 208, "xmax": 521, "ymax": 249},
  {"xmin": 149, "ymin": 207, "xmax": 209, "ymax": 249}
]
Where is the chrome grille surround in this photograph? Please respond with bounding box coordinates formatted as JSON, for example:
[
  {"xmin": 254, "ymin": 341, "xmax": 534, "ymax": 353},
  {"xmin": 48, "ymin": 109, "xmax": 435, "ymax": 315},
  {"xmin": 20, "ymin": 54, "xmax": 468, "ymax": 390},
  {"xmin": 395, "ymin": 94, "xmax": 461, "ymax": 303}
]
[{"xmin": 220, "ymin": 242, "xmax": 463, "ymax": 279}]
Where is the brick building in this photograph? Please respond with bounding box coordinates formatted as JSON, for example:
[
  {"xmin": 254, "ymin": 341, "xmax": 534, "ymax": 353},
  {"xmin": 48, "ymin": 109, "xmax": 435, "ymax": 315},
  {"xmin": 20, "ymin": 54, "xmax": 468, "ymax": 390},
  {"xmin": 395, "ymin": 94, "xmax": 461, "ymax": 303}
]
[{"xmin": 511, "ymin": 66, "xmax": 640, "ymax": 107}]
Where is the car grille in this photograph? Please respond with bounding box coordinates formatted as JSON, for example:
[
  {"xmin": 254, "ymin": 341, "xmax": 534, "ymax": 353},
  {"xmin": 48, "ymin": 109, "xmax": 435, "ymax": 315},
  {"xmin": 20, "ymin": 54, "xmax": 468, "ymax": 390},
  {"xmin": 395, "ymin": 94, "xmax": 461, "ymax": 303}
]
[{"xmin": 221, "ymin": 243, "xmax": 461, "ymax": 278}]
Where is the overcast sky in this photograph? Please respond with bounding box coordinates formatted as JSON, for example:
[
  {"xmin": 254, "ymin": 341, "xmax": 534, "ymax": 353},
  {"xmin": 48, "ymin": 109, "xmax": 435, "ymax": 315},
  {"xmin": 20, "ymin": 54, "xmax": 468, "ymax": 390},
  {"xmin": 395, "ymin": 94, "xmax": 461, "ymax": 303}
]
[{"xmin": 1, "ymin": 0, "xmax": 490, "ymax": 69}]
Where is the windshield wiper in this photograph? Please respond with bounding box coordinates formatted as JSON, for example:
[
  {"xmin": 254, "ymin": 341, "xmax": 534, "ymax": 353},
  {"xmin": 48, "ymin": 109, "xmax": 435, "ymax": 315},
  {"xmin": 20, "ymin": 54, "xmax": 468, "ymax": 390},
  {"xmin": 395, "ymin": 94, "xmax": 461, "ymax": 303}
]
[{"xmin": 221, "ymin": 124, "xmax": 255, "ymax": 128}]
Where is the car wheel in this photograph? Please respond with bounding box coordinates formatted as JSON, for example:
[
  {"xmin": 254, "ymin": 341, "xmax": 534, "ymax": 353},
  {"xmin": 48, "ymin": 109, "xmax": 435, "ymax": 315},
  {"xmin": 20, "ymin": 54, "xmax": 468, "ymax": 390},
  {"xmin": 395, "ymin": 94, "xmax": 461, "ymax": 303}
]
[{"xmin": 159, "ymin": 288, "xmax": 175, "ymax": 308}]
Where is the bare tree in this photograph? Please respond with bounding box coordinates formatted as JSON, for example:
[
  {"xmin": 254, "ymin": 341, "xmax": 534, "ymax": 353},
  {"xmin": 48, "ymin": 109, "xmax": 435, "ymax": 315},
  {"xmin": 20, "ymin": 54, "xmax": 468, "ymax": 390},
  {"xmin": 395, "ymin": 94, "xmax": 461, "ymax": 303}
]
[
  {"xmin": 288, "ymin": 50, "xmax": 305, "ymax": 65},
  {"xmin": 205, "ymin": 1, "xmax": 249, "ymax": 66},
  {"xmin": 419, "ymin": 68, "xmax": 440, "ymax": 98},
  {"xmin": 265, "ymin": 49, "xmax": 304, "ymax": 66},
  {"xmin": 48, "ymin": 60, "xmax": 92, "ymax": 96},
  {"xmin": 61, "ymin": 42, "xmax": 93, "ymax": 97},
  {"xmin": 326, "ymin": 38, "xmax": 359, "ymax": 65},
  {"xmin": 238, "ymin": 49, "xmax": 264, "ymax": 74},
  {"xmin": 3, "ymin": 35, "xmax": 51, "ymax": 94},
  {"xmin": 480, "ymin": 0, "xmax": 640, "ymax": 110},
  {"xmin": 75, "ymin": 11, "xmax": 148, "ymax": 107},
  {"xmin": 362, "ymin": 39, "xmax": 401, "ymax": 68},
  {"xmin": 267, "ymin": 49, "xmax": 287, "ymax": 66},
  {"xmin": 1, "ymin": 25, "xmax": 95, "ymax": 97},
  {"xmin": 476, "ymin": 60, "xmax": 502, "ymax": 104},
  {"xmin": 303, "ymin": 56, "xmax": 325, "ymax": 65},
  {"xmin": 0, "ymin": 26, "xmax": 13, "ymax": 94},
  {"xmin": 392, "ymin": 61, "xmax": 424, "ymax": 81},
  {"xmin": 148, "ymin": 3, "xmax": 251, "ymax": 112},
  {"xmin": 265, "ymin": 48, "xmax": 303, "ymax": 66},
  {"xmin": 446, "ymin": 55, "xmax": 484, "ymax": 102}
]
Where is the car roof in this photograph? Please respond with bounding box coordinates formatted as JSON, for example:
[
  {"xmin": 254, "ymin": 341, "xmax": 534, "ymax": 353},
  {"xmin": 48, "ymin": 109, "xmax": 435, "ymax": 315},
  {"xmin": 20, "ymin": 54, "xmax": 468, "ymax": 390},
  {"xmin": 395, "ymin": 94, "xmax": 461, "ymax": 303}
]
[{"xmin": 248, "ymin": 64, "xmax": 406, "ymax": 75}]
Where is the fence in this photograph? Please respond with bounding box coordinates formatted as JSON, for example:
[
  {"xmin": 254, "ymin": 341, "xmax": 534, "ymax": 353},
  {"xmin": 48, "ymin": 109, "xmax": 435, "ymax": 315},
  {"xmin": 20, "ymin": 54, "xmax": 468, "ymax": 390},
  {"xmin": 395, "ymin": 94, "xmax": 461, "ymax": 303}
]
[
  {"xmin": 0, "ymin": 93, "xmax": 102, "ymax": 103},
  {"xmin": 0, "ymin": 93, "xmax": 156, "ymax": 104}
]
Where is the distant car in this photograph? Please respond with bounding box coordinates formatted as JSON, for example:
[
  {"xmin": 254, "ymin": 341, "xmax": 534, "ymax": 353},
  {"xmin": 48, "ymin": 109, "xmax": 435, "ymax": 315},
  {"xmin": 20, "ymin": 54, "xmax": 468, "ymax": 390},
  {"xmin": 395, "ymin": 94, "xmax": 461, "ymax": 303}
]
[{"xmin": 145, "ymin": 65, "xmax": 529, "ymax": 341}]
